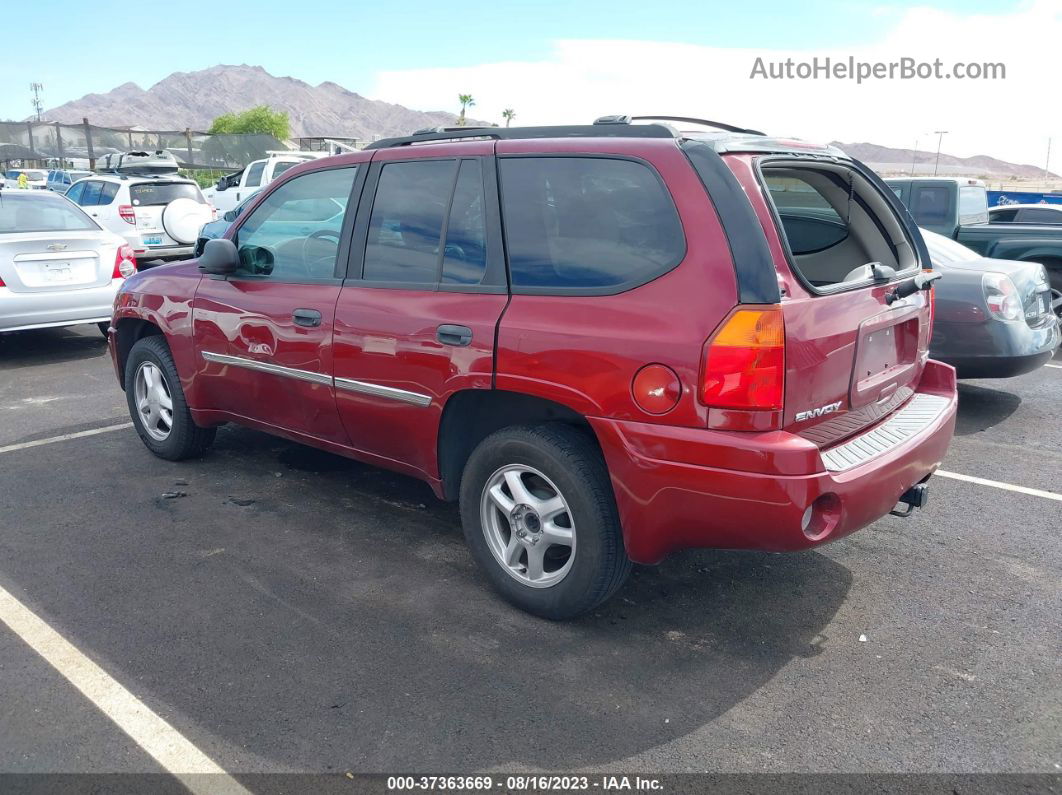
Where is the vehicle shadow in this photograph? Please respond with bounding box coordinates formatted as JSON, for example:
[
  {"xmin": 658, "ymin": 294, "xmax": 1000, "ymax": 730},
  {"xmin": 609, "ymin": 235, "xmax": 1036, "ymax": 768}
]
[
  {"xmin": 0, "ymin": 326, "xmax": 108, "ymax": 369},
  {"xmin": 954, "ymin": 382, "xmax": 1022, "ymax": 436},
  {"xmin": 29, "ymin": 427, "xmax": 852, "ymax": 772}
]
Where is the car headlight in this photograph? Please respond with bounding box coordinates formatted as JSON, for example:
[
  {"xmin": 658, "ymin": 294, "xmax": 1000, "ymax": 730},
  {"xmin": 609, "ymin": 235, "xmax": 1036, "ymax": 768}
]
[{"xmin": 982, "ymin": 272, "xmax": 1022, "ymax": 322}]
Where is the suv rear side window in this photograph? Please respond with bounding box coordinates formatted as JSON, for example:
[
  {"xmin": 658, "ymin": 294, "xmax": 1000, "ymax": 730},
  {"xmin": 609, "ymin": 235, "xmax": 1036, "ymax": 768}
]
[
  {"xmin": 498, "ymin": 157, "xmax": 684, "ymax": 292},
  {"xmin": 130, "ymin": 183, "xmax": 203, "ymax": 206}
]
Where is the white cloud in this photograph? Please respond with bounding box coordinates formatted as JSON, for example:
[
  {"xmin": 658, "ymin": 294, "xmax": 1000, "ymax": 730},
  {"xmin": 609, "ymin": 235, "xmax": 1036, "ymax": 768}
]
[{"xmin": 370, "ymin": 0, "xmax": 1059, "ymax": 168}]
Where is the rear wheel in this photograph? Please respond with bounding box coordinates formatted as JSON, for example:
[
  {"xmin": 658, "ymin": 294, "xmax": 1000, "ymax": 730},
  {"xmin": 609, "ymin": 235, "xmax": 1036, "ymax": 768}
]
[
  {"xmin": 459, "ymin": 424, "xmax": 631, "ymax": 619},
  {"xmin": 124, "ymin": 335, "xmax": 215, "ymax": 460}
]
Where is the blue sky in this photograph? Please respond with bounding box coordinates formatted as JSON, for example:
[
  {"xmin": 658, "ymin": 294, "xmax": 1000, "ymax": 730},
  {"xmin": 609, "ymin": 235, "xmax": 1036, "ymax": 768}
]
[{"xmin": 2, "ymin": 0, "xmax": 1019, "ymax": 121}]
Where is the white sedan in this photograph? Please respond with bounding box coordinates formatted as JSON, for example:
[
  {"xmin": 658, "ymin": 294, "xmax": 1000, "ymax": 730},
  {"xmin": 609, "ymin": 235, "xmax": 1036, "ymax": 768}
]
[{"xmin": 0, "ymin": 190, "xmax": 136, "ymax": 335}]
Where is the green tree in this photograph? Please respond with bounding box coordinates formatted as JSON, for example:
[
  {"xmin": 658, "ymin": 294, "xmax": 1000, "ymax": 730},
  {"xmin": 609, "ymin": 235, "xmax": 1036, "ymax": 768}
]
[
  {"xmin": 502, "ymin": 108, "xmax": 516, "ymax": 127},
  {"xmin": 457, "ymin": 94, "xmax": 475, "ymax": 127},
  {"xmin": 208, "ymin": 106, "xmax": 290, "ymax": 139}
]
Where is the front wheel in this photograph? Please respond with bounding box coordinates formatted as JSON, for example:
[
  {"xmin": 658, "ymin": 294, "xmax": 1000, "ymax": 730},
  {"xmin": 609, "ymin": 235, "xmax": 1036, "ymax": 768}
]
[
  {"xmin": 124, "ymin": 335, "xmax": 216, "ymax": 460},
  {"xmin": 459, "ymin": 424, "xmax": 631, "ymax": 619}
]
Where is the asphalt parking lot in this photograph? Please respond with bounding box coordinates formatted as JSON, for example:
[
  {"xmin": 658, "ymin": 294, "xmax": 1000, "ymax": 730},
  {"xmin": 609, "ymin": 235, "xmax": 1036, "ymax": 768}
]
[{"xmin": 0, "ymin": 326, "xmax": 1059, "ymax": 779}]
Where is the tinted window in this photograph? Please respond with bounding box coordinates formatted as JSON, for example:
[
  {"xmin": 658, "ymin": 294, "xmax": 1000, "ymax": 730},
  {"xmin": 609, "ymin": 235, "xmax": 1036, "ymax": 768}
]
[
  {"xmin": 65, "ymin": 181, "xmax": 85, "ymax": 204},
  {"xmin": 271, "ymin": 161, "xmax": 297, "ymax": 179},
  {"xmin": 80, "ymin": 181, "xmax": 103, "ymax": 206},
  {"xmin": 0, "ymin": 195, "xmax": 97, "ymax": 233},
  {"xmin": 442, "ymin": 160, "xmax": 487, "ymax": 285},
  {"xmin": 235, "ymin": 166, "xmax": 356, "ymax": 282},
  {"xmin": 990, "ymin": 208, "xmax": 1018, "ymax": 223},
  {"xmin": 499, "ymin": 157, "xmax": 684, "ymax": 290},
  {"xmin": 244, "ymin": 161, "xmax": 266, "ymax": 188},
  {"xmin": 1017, "ymin": 207, "xmax": 1062, "ymax": 224},
  {"xmin": 99, "ymin": 182, "xmax": 119, "ymax": 205},
  {"xmin": 913, "ymin": 186, "xmax": 952, "ymax": 225},
  {"xmin": 765, "ymin": 174, "xmax": 849, "ymax": 254},
  {"xmin": 129, "ymin": 183, "xmax": 203, "ymax": 206},
  {"xmin": 363, "ymin": 160, "xmax": 456, "ymax": 284}
]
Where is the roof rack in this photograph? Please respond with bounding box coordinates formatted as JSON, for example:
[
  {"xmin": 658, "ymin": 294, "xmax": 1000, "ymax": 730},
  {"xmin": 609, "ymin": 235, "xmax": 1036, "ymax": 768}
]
[
  {"xmin": 365, "ymin": 117, "xmax": 677, "ymax": 149},
  {"xmin": 630, "ymin": 116, "xmax": 766, "ymax": 136}
]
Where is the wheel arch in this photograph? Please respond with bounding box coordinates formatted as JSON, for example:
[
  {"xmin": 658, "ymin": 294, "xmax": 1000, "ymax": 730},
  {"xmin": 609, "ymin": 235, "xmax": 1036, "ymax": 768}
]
[
  {"xmin": 113, "ymin": 317, "xmax": 164, "ymax": 390},
  {"xmin": 436, "ymin": 389, "xmax": 602, "ymax": 502}
]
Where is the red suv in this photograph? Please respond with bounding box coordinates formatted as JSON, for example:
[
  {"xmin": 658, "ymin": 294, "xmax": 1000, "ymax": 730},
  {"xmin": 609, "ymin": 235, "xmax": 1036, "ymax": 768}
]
[{"xmin": 109, "ymin": 116, "xmax": 958, "ymax": 618}]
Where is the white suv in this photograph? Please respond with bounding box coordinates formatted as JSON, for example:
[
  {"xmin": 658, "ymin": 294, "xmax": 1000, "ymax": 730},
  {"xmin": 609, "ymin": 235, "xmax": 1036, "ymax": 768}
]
[{"xmin": 66, "ymin": 174, "xmax": 214, "ymax": 265}]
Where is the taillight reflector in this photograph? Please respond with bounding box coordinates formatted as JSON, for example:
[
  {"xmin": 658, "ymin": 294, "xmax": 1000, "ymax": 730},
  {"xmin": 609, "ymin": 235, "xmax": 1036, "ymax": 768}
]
[
  {"xmin": 112, "ymin": 244, "xmax": 137, "ymax": 279},
  {"xmin": 701, "ymin": 307, "xmax": 785, "ymax": 411},
  {"xmin": 118, "ymin": 205, "xmax": 136, "ymax": 224}
]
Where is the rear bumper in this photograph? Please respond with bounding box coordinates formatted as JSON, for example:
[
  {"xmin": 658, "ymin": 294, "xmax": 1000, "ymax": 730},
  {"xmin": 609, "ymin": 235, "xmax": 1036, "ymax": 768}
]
[
  {"xmin": 589, "ymin": 359, "xmax": 958, "ymax": 564},
  {"xmin": 0, "ymin": 281, "xmax": 121, "ymax": 333},
  {"xmin": 932, "ymin": 316, "xmax": 1060, "ymax": 378}
]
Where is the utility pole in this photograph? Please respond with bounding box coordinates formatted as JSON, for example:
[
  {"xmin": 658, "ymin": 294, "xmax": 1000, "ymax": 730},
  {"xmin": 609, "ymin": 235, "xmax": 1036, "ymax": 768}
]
[
  {"xmin": 933, "ymin": 130, "xmax": 948, "ymax": 176},
  {"xmin": 911, "ymin": 136, "xmax": 921, "ymax": 175},
  {"xmin": 30, "ymin": 82, "xmax": 43, "ymax": 121},
  {"xmin": 1045, "ymin": 138, "xmax": 1052, "ymax": 188}
]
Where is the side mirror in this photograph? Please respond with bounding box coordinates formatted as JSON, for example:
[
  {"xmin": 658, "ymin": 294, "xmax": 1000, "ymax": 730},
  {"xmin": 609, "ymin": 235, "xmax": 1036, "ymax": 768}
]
[
  {"xmin": 222, "ymin": 210, "xmax": 236, "ymax": 222},
  {"xmin": 197, "ymin": 238, "xmax": 240, "ymax": 276},
  {"xmin": 215, "ymin": 178, "xmax": 227, "ymax": 191}
]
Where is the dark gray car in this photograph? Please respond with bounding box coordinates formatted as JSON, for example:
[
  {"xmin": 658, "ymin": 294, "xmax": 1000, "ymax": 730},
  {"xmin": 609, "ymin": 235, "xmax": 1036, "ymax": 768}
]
[{"xmin": 922, "ymin": 228, "xmax": 1060, "ymax": 378}]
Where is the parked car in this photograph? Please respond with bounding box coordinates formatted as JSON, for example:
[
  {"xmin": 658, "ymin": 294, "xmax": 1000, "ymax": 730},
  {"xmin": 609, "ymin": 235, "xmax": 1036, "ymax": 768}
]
[
  {"xmin": 193, "ymin": 189, "xmax": 261, "ymax": 257},
  {"xmin": 4, "ymin": 169, "xmax": 49, "ymax": 189},
  {"xmin": 46, "ymin": 169, "xmax": 94, "ymax": 194},
  {"xmin": 66, "ymin": 174, "xmax": 213, "ymax": 265},
  {"xmin": 0, "ymin": 190, "xmax": 136, "ymax": 336},
  {"xmin": 920, "ymin": 228, "xmax": 1060, "ymax": 377},
  {"xmin": 885, "ymin": 177, "xmax": 1062, "ymax": 297},
  {"xmin": 989, "ymin": 204, "xmax": 1062, "ymax": 225},
  {"xmin": 110, "ymin": 117, "xmax": 958, "ymax": 618},
  {"xmin": 203, "ymin": 152, "xmax": 323, "ymax": 215}
]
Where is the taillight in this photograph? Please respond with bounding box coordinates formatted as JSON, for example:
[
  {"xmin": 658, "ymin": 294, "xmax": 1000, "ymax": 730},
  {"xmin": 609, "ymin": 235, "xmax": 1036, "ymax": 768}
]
[
  {"xmin": 982, "ymin": 273, "xmax": 1022, "ymax": 322},
  {"xmin": 0, "ymin": 275, "xmax": 5, "ymax": 287},
  {"xmin": 118, "ymin": 205, "xmax": 136, "ymax": 225},
  {"xmin": 112, "ymin": 244, "xmax": 137, "ymax": 279},
  {"xmin": 701, "ymin": 306, "xmax": 785, "ymax": 411}
]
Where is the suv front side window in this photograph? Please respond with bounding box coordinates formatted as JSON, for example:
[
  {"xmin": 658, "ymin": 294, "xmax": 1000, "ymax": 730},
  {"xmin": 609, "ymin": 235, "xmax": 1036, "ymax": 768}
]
[{"xmin": 234, "ymin": 166, "xmax": 357, "ymax": 282}]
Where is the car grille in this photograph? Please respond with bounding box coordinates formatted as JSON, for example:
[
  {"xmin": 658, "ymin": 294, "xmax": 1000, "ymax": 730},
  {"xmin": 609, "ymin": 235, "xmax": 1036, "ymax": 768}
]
[{"xmin": 820, "ymin": 393, "xmax": 951, "ymax": 472}]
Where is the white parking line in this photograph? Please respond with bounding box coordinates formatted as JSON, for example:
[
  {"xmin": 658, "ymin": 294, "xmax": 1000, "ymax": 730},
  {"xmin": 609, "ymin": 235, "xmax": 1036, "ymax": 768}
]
[
  {"xmin": 0, "ymin": 583, "xmax": 249, "ymax": 794},
  {"xmin": 1045, "ymin": 363, "xmax": 1062, "ymax": 369},
  {"xmin": 936, "ymin": 470, "xmax": 1062, "ymax": 502},
  {"xmin": 0, "ymin": 423, "xmax": 132, "ymax": 456}
]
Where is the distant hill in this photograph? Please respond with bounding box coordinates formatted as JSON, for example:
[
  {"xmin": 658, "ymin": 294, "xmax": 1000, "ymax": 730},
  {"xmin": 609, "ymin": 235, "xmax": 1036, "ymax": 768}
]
[
  {"xmin": 833, "ymin": 141, "xmax": 1058, "ymax": 180},
  {"xmin": 36, "ymin": 64, "xmax": 489, "ymax": 141}
]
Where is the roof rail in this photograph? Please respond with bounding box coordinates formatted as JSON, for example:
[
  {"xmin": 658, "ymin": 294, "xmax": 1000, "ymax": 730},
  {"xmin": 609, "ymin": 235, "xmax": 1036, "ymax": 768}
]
[
  {"xmin": 630, "ymin": 115, "xmax": 766, "ymax": 136},
  {"xmin": 364, "ymin": 120, "xmax": 677, "ymax": 150}
]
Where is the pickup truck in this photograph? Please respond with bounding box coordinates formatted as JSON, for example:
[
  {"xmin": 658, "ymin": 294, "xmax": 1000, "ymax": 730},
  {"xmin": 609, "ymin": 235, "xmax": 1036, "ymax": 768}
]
[
  {"xmin": 886, "ymin": 177, "xmax": 1062, "ymax": 297},
  {"xmin": 202, "ymin": 151, "xmax": 323, "ymax": 214}
]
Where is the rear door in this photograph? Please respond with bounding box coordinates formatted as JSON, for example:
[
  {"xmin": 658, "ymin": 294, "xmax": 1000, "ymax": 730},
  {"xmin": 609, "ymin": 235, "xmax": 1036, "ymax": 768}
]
[
  {"xmin": 192, "ymin": 163, "xmax": 364, "ymax": 444},
  {"xmin": 753, "ymin": 159, "xmax": 933, "ymax": 448},
  {"xmin": 332, "ymin": 142, "xmax": 507, "ymax": 481}
]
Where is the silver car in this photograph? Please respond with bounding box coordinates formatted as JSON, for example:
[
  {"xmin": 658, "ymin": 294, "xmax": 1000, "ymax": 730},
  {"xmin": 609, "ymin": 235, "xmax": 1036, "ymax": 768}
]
[{"xmin": 0, "ymin": 190, "xmax": 136, "ymax": 336}]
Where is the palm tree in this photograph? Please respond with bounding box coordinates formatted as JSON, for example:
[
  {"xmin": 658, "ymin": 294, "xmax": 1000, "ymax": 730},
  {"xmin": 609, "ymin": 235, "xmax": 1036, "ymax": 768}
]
[
  {"xmin": 457, "ymin": 94, "xmax": 475, "ymax": 127},
  {"xmin": 502, "ymin": 108, "xmax": 516, "ymax": 127}
]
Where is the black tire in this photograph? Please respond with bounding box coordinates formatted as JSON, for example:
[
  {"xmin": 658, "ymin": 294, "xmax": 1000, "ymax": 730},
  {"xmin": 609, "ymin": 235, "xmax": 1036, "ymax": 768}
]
[
  {"xmin": 459, "ymin": 423, "xmax": 631, "ymax": 620},
  {"xmin": 124, "ymin": 335, "xmax": 216, "ymax": 461},
  {"xmin": 97, "ymin": 322, "xmax": 110, "ymax": 338}
]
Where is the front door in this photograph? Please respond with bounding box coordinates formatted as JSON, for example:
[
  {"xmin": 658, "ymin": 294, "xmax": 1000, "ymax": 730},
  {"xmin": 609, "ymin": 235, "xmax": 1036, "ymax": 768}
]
[
  {"xmin": 192, "ymin": 164, "xmax": 364, "ymax": 445},
  {"xmin": 332, "ymin": 144, "xmax": 508, "ymax": 481}
]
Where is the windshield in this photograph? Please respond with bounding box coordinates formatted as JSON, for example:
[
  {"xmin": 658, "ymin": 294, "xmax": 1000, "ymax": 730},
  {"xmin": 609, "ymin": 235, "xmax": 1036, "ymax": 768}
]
[
  {"xmin": 920, "ymin": 227, "xmax": 978, "ymax": 265},
  {"xmin": 129, "ymin": 182, "xmax": 204, "ymax": 206},
  {"xmin": 0, "ymin": 194, "xmax": 98, "ymax": 233}
]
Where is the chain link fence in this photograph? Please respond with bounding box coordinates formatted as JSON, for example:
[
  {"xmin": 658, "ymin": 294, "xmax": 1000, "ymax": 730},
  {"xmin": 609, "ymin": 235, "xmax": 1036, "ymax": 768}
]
[{"xmin": 0, "ymin": 120, "xmax": 288, "ymax": 171}]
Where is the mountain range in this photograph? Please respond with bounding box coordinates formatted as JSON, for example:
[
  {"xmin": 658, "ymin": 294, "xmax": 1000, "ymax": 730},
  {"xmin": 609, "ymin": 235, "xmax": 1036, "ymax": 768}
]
[
  {"xmin": 30, "ymin": 65, "xmax": 1057, "ymax": 178},
  {"xmin": 36, "ymin": 64, "xmax": 487, "ymax": 142}
]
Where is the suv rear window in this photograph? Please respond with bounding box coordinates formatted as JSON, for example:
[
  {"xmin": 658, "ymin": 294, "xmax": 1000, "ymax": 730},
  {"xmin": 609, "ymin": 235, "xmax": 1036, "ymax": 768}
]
[
  {"xmin": 498, "ymin": 157, "xmax": 684, "ymax": 292},
  {"xmin": 763, "ymin": 163, "xmax": 917, "ymax": 289},
  {"xmin": 130, "ymin": 183, "xmax": 204, "ymax": 206}
]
